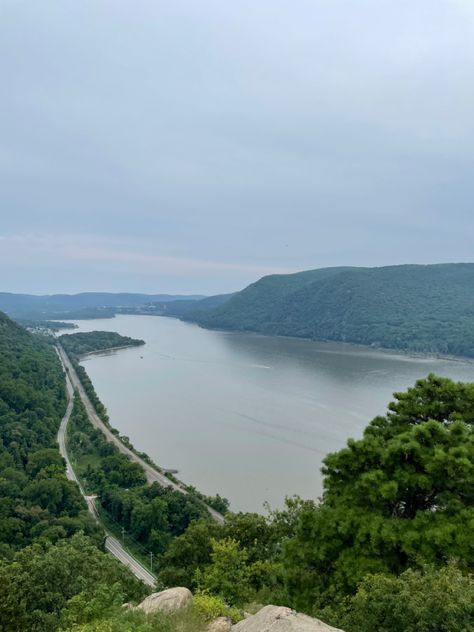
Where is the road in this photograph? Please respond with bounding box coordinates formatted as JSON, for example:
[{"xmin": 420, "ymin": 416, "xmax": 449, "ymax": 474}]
[
  {"xmin": 56, "ymin": 360, "xmax": 156, "ymax": 587},
  {"xmin": 105, "ymin": 536, "xmax": 156, "ymax": 586},
  {"xmin": 57, "ymin": 343, "xmax": 225, "ymax": 525}
]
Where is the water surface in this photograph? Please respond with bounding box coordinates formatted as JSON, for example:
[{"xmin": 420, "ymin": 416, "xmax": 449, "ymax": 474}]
[{"xmin": 69, "ymin": 315, "xmax": 474, "ymax": 512}]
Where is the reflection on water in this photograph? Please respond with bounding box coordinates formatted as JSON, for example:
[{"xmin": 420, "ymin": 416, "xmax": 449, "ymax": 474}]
[{"xmin": 70, "ymin": 315, "xmax": 474, "ymax": 512}]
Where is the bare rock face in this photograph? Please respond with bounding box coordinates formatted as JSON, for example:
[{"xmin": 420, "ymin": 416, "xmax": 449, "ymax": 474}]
[
  {"xmin": 231, "ymin": 605, "xmax": 344, "ymax": 632},
  {"xmin": 207, "ymin": 616, "xmax": 233, "ymax": 632},
  {"xmin": 136, "ymin": 587, "xmax": 193, "ymax": 615}
]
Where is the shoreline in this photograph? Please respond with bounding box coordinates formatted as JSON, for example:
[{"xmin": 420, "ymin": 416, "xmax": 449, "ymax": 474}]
[
  {"xmin": 57, "ymin": 312, "xmax": 474, "ymax": 364},
  {"xmin": 80, "ymin": 342, "xmax": 144, "ymax": 358},
  {"xmin": 157, "ymin": 314, "xmax": 474, "ymax": 366},
  {"xmin": 57, "ymin": 343, "xmax": 226, "ymax": 524},
  {"xmin": 55, "ymin": 356, "xmax": 156, "ymax": 585}
]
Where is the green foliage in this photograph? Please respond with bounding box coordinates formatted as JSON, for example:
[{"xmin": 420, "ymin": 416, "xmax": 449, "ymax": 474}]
[
  {"xmin": 157, "ymin": 499, "xmax": 308, "ymax": 597},
  {"xmin": 189, "ymin": 526, "xmax": 283, "ymax": 608},
  {"xmin": 68, "ymin": 395, "xmax": 209, "ymax": 558},
  {"xmin": 282, "ymin": 375, "xmax": 474, "ymax": 611},
  {"xmin": 0, "ymin": 312, "xmax": 95, "ymax": 555},
  {"xmin": 101, "ymin": 483, "xmax": 207, "ymax": 555},
  {"xmin": 67, "ymin": 357, "xmax": 111, "ymax": 426},
  {"xmin": 68, "ymin": 397, "xmax": 146, "ymax": 490},
  {"xmin": 60, "ymin": 331, "xmax": 144, "ymax": 357},
  {"xmin": 335, "ymin": 565, "xmax": 474, "ymax": 632},
  {"xmin": 189, "ymin": 263, "xmax": 474, "ymax": 357},
  {"xmin": 157, "ymin": 519, "xmax": 222, "ymax": 589},
  {"xmin": 0, "ymin": 533, "xmax": 146, "ymax": 632},
  {"xmin": 186, "ymin": 486, "xmax": 230, "ymax": 514},
  {"xmin": 195, "ymin": 538, "xmax": 253, "ymax": 606},
  {"xmin": 193, "ymin": 592, "xmax": 242, "ymax": 623},
  {"xmin": 265, "ymin": 495, "xmax": 317, "ymax": 542},
  {"xmin": 62, "ymin": 607, "xmax": 207, "ymax": 632}
]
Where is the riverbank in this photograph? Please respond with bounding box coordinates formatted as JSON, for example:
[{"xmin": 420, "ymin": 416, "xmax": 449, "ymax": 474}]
[
  {"xmin": 55, "ymin": 355, "xmax": 156, "ymax": 586},
  {"xmin": 57, "ymin": 343, "xmax": 226, "ymax": 524},
  {"xmin": 175, "ymin": 317, "xmax": 474, "ymax": 365},
  {"xmin": 80, "ymin": 343, "xmax": 145, "ymax": 357}
]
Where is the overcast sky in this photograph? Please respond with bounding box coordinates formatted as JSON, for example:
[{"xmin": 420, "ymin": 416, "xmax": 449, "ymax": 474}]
[{"xmin": 1, "ymin": 1, "xmax": 474, "ymax": 295}]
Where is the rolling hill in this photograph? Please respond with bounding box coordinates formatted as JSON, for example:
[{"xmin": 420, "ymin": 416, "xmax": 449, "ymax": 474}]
[{"xmin": 185, "ymin": 264, "xmax": 474, "ymax": 357}]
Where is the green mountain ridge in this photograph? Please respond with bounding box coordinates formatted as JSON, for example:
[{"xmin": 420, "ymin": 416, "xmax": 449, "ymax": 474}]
[{"xmin": 183, "ymin": 263, "xmax": 474, "ymax": 357}]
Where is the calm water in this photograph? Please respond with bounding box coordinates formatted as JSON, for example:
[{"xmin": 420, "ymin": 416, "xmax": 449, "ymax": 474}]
[{"xmin": 69, "ymin": 315, "xmax": 474, "ymax": 512}]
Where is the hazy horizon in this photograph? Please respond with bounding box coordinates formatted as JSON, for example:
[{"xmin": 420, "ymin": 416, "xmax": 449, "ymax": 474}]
[
  {"xmin": 2, "ymin": 260, "xmax": 474, "ymax": 298},
  {"xmin": 2, "ymin": 1, "xmax": 474, "ymax": 294}
]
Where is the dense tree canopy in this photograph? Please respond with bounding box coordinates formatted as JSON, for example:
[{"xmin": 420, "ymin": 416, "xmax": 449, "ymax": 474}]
[
  {"xmin": 0, "ymin": 312, "xmax": 95, "ymax": 555},
  {"xmin": 59, "ymin": 331, "xmax": 144, "ymax": 357},
  {"xmin": 0, "ymin": 313, "xmax": 149, "ymax": 629},
  {"xmin": 0, "ymin": 533, "xmax": 146, "ymax": 632},
  {"xmin": 340, "ymin": 565, "xmax": 474, "ymax": 632},
  {"xmin": 282, "ymin": 375, "xmax": 474, "ymax": 610}
]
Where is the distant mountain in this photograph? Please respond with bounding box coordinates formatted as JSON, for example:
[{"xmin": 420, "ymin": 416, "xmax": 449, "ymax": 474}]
[
  {"xmin": 149, "ymin": 293, "xmax": 236, "ymax": 319},
  {"xmin": 185, "ymin": 264, "xmax": 474, "ymax": 357},
  {"xmin": 0, "ymin": 292, "xmax": 205, "ymax": 319}
]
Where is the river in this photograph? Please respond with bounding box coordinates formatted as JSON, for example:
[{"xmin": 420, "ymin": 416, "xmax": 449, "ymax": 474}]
[{"xmin": 69, "ymin": 315, "xmax": 474, "ymax": 512}]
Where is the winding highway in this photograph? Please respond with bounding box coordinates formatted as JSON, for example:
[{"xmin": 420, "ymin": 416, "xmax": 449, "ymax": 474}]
[
  {"xmin": 56, "ymin": 356, "xmax": 157, "ymax": 587},
  {"xmin": 57, "ymin": 343, "xmax": 225, "ymax": 525}
]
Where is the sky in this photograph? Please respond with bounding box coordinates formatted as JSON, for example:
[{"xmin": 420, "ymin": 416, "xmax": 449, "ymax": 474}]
[{"xmin": 1, "ymin": 1, "xmax": 474, "ymax": 295}]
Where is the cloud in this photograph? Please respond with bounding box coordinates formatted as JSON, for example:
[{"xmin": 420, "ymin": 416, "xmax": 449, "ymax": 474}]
[
  {"xmin": 0, "ymin": 233, "xmax": 295, "ymax": 279},
  {"xmin": 1, "ymin": 2, "xmax": 474, "ymax": 292}
]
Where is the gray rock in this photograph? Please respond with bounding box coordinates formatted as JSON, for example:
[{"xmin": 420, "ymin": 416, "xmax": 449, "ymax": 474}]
[
  {"xmin": 136, "ymin": 587, "xmax": 193, "ymax": 614},
  {"xmin": 231, "ymin": 605, "xmax": 344, "ymax": 632},
  {"xmin": 207, "ymin": 616, "xmax": 233, "ymax": 632}
]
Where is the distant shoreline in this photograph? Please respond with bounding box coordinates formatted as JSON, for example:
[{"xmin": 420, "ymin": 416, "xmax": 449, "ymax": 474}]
[
  {"xmin": 175, "ymin": 317, "xmax": 474, "ymax": 366},
  {"xmin": 69, "ymin": 312, "xmax": 474, "ymax": 366}
]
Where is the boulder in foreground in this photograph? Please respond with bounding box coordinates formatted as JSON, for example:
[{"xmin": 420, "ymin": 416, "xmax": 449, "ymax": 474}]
[
  {"xmin": 231, "ymin": 605, "xmax": 344, "ymax": 632},
  {"xmin": 136, "ymin": 586, "xmax": 193, "ymax": 614}
]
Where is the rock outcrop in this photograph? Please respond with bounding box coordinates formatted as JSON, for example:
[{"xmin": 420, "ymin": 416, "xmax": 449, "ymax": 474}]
[
  {"xmin": 136, "ymin": 587, "xmax": 193, "ymax": 615},
  {"xmin": 207, "ymin": 616, "xmax": 232, "ymax": 632},
  {"xmin": 231, "ymin": 605, "xmax": 344, "ymax": 632},
  {"xmin": 132, "ymin": 590, "xmax": 343, "ymax": 631}
]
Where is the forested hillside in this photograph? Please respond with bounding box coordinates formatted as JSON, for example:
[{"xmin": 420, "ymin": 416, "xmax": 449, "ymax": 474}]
[
  {"xmin": 148, "ymin": 293, "xmax": 236, "ymax": 318},
  {"xmin": 0, "ymin": 312, "xmax": 90, "ymax": 553},
  {"xmin": 0, "ymin": 312, "xmax": 146, "ymax": 630},
  {"xmin": 190, "ymin": 264, "xmax": 474, "ymax": 357}
]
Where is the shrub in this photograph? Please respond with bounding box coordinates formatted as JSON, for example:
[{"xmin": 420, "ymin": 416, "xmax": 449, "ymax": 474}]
[{"xmin": 193, "ymin": 593, "xmax": 242, "ymax": 624}]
